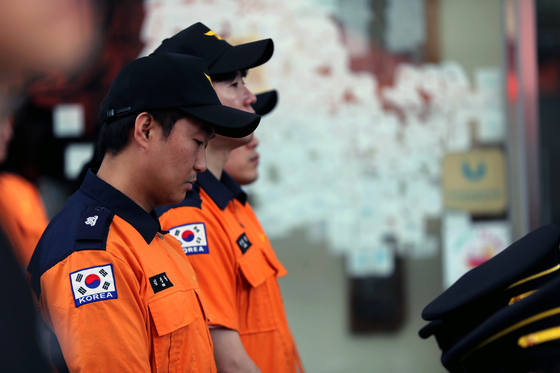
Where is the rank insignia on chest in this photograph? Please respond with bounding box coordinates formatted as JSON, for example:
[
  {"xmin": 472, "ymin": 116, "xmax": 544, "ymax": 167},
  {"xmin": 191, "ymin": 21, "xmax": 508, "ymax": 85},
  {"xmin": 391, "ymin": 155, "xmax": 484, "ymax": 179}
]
[
  {"xmin": 236, "ymin": 233, "xmax": 252, "ymax": 254},
  {"xmin": 70, "ymin": 264, "xmax": 118, "ymax": 307},
  {"xmin": 169, "ymin": 222, "xmax": 209, "ymax": 255}
]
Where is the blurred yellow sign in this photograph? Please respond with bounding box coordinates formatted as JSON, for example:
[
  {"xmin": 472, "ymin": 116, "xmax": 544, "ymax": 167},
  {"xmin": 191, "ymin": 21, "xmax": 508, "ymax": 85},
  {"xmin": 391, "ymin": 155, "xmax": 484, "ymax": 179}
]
[{"xmin": 442, "ymin": 149, "xmax": 507, "ymax": 215}]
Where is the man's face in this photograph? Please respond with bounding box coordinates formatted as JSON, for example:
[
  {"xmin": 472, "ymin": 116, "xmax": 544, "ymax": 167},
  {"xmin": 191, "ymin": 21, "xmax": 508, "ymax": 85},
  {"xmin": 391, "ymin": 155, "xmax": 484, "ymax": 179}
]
[
  {"xmin": 147, "ymin": 116, "xmax": 213, "ymax": 206},
  {"xmin": 213, "ymin": 71, "xmax": 257, "ymax": 113},
  {"xmin": 223, "ymin": 135, "xmax": 259, "ymax": 185},
  {"xmin": 210, "ymin": 71, "xmax": 257, "ymax": 150}
]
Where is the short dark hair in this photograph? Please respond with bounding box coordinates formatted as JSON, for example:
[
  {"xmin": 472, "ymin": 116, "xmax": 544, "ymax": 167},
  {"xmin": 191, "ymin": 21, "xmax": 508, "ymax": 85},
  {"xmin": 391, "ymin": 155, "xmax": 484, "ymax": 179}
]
[
  {"xmin": 97, "ymin": 109, "xmax": 187, "ymax": 157},
  {"xmin": 210, "ymin": 69, "xmax": 248, "ymax": 83}
]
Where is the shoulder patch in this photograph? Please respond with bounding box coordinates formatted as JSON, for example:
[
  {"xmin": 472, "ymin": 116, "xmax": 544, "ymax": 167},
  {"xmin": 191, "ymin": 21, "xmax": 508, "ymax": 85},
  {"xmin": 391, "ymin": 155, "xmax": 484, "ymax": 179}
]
[
  {"xmin": 168, "ymin": 222, "xmax": 209, "ymax": 255},
  {"xmin": 70, "ymin": 264, "xmax": 118, "ymax": 307},
  {"xmin": 75, "ymin": 206, "xmax": 114, "ymax": 250}
]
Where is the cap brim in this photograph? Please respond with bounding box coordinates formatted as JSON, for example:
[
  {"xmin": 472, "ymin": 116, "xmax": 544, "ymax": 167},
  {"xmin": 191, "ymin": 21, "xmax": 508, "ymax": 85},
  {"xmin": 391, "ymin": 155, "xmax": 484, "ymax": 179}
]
[
  {"xmin": 419, "ymin": 319, "xmax": 443, "ymax": 339},
  {"xmin": 181, "ymin": 105, "xmax": 260, "ymax": 138},
  {"xmin": 208, "ymin": 39, "xmax": 274, "ymax": 75},
  {"xmin": 253, "ymin": 90, "xmax": 278, "ymax": 116}
]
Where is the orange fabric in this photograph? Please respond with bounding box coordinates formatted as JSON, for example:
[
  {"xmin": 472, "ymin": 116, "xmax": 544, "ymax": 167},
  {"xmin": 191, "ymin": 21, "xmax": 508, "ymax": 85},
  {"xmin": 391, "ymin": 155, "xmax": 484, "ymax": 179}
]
[
  {"xmin": 39, "ymin": 215, "xmax": 217, "ymax": 373},
  {"xmin": 159, "ymin": 189, "xmax": 304, "ymax": 373},
  {"xmin": 0, "ymin": 172, "xmax": 48, "ymax": 268}
]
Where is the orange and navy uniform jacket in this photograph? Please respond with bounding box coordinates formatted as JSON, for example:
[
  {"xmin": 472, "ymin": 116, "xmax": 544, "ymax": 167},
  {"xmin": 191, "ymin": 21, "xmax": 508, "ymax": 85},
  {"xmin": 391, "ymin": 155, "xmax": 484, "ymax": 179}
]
[
  {"xmin": 156, "ymin": 170, "xmax": 304, "ymax": 373},
  {"xmin": 27, "ymin": 171, "xmax": 216, "ymax": 373},
  {"xmin": 0, "ymin": 172, "xmax": 49, "ymax": 268}
]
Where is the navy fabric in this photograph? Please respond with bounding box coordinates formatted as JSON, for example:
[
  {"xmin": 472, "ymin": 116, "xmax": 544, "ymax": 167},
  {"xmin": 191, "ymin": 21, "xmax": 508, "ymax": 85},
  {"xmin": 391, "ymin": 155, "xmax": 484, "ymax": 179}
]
[
  {"xmin": 28, "ymin": 170, "xmax": 163, "ymax": 298},
  {"xmin": 219, "ymin": 171, "xmax": 247, "ymax": 205},
  {"xmin": 197, "ymin": 170, "xmax": 246, "ymax": 210},
  {"xmin": 0, "ymin": 228, "xmax": 51, "ymax": 372}
]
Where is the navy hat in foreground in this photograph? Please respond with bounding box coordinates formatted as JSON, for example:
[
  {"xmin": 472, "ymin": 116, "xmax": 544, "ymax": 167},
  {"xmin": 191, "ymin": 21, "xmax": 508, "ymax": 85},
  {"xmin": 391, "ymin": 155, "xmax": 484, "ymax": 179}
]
[
  {"xmin": 253, "ymin": 90, "xmax": 278, "ymax": 116},
  {"xmin": 100, "ymin": 53, "xmax": 260, "ymax": 138},
  {"xmin": 442, "ymin": 274, "xmax": 560, "ymax": 372},
  {"xmin": 420, "ymin": 225, "xmax": 560, "ymax": 352},
  {"xmin": 153, "ymin": 22, "xmax": 274, "ymax": 75}
]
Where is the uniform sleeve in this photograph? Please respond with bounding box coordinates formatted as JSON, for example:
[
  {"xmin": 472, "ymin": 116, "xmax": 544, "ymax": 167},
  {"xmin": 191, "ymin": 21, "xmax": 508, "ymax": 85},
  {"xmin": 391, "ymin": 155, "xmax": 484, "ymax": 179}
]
[
  {"xmin": 159, "ymin": 206, "xmax": 240, "ymax": 331},
  {"xmin": 39, "ymin": 249, "xmax": 151, "ymax": 373}
]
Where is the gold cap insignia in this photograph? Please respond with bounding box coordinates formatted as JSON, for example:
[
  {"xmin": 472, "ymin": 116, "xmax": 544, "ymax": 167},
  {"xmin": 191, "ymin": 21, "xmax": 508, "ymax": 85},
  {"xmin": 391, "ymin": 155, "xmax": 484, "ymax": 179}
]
[
  {"xmin": 204, "ymin": 30, "xmax": 224, "ymax": 41},
  {"xmin": 204, "ymin": 73, "xmax": 214, "ymax": 88}
]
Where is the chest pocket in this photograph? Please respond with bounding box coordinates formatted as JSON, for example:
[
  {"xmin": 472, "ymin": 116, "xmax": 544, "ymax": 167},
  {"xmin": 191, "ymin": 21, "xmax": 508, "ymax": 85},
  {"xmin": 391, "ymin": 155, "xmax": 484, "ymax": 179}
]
[
  {"xmin": 148, "ymin": 290, "xmax": 213, "ymax": 373},
  {"xmin": 237, "ymin": 245, "xmax": 287, "ymax": 334}
]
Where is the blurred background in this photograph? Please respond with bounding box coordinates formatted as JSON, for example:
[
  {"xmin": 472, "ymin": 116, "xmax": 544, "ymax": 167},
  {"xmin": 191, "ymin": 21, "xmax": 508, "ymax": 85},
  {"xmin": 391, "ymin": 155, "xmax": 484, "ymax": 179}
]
[{"xmin": 3, "ymin": 0, "xmax": 560, "ymax": 372}]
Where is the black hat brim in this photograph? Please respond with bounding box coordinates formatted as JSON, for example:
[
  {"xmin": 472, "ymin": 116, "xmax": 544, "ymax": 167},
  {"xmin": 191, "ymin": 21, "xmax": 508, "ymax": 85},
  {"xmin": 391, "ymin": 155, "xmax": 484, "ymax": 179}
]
[
  {"xmin": 442, "ymin": 274, "xmax": 560, "ymax": 370},
  {"xmin": 253, "ymin": 90, "xmax": 278, "ymax": 116},
  {"xmin": 208, "ymin": 39, "xmax": 274, "ymax": 75},
  {"xmin": 181, "ymin": 105, "xmax": 260, "ymax": 138}
]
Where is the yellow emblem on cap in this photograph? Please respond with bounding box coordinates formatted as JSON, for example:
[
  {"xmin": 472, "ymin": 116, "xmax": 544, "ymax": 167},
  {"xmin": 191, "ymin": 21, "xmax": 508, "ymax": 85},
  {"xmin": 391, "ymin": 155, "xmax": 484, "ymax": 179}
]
[
  {"xmin": 204, "ymin": 73, "xmax": 214, "ymax": 88},
  {"xmin": 204, "ymin": 30, "xmax": 224, "ymax": 40}
]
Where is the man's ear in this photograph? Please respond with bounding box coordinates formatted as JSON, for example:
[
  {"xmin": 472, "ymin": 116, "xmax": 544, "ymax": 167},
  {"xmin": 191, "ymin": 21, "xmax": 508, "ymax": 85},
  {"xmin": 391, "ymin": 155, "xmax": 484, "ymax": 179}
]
[{"xmin": 132, "ymin": 112, "xmax": 155, "ymax": 150}]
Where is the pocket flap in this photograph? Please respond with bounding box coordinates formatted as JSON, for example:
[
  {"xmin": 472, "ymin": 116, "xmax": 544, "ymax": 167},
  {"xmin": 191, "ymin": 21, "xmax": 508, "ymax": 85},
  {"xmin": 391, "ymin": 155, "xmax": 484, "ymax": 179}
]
[
  {"xmin": 261, "ymin": 247, "xmax": 288, "ymax": 278},
  {"xmin": 238, "ymin": 247, "xmax": 280, "ymax": 288},
  {"xmin": 148, "ymin": 291, "xmax": 198, "ymax": 336}
]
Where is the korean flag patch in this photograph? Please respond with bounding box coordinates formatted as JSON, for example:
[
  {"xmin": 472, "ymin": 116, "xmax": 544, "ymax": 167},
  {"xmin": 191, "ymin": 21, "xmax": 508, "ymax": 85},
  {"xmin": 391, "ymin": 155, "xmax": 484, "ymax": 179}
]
[
  {"xmin": 169, "ymin": 222, "xmax": 209, "ymax": 255},
  {"xmin": 70, "ymin": 264, "xmax": 118, "ymax": 307}
]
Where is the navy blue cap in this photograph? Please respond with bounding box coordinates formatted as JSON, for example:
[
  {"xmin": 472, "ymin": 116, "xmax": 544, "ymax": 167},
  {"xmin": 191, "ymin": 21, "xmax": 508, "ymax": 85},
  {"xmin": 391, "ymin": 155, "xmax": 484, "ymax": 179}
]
[
  {"xmin": 253, "ymin": 90, "xmax": 278, "ymax": 116},
  {"xmin": 443, "ymin": 274, "xmax": 560, "ymax": 372},
  {"xmin": 153, "ymin": 22, "xmax": 273, "ymax": 75},
  {"xmin": 420, "ymin": 225, "xmax": 560, "ymax": 351},
  {"xmin": 100, "ymin": 53, "xmax": 260, "ymax": 138}
]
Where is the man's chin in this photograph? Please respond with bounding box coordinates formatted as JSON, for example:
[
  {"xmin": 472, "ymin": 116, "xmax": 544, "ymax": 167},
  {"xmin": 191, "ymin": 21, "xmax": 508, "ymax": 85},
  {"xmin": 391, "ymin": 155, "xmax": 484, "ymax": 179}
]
[{"xmin": 165, "ymin": 191, "xmax": 188, "ymax": 206}]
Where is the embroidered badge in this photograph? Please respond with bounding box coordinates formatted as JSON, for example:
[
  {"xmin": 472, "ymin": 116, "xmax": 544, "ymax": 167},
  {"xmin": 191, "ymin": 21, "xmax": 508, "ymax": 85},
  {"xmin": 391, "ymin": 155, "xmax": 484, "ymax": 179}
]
[
  {"xmin": 236, "ymin": 233, "xmax": 252, "ymax": 254},
  {"xmin": 169, "ymin": 222, "xmax": 209, "ymax": 255},
  {"xmin": 70, "ymin": 264, "xmax": 117, "ymax": 307},
  {"xmin": 149, "ymin": 272, "xmax": 174, "ymax": 294},
  {"xmin": 85, "ymin": 215, "xmax": 98, "ymax": 226}
]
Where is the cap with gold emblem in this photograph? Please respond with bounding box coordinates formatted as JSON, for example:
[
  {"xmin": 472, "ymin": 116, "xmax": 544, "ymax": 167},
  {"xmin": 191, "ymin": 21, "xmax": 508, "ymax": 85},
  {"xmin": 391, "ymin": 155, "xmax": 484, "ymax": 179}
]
[
  {"xmin": 420, "ymin": 225, "xmax": 560, "ymax": 352},
  {"xmin": 152, "ymin": 22, "xmax": 273, "ymax": 75},
  {"xmin": 442, "ymin": 274, "xmax": 560, "ymax": 372},
  {"xmin": 100, "ymin": 53, "xmax": 260, "ymax": 138}
]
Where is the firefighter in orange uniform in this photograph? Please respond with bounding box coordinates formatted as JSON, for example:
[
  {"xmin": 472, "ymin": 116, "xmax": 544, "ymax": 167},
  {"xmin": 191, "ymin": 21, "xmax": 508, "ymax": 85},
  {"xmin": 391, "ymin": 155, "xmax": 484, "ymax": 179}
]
[
  {"xmin": 0, "ymin": 116, "xmax": 49, "ymax": 268},
  {"xmin": 27, "ymin": 53, "xmax": 260, "ymax": 372},
  {"xmin": 154, "ymin": 23, "xmax": 304, "ymax": 373}
]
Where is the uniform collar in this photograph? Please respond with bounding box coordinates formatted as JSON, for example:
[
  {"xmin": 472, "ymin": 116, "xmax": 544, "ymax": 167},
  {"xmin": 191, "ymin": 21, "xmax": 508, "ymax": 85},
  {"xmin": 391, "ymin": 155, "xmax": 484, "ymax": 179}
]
[
  {"xmin": 80, "ymin": 170, "xmax": 162, "ymax": 244},
  {"xmin": 197, "ymin": 169, "xmax": 247, "ymax": 210}
]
